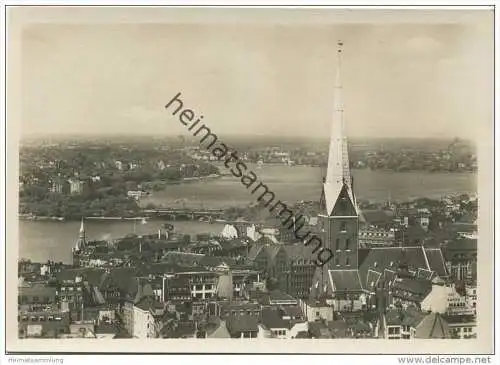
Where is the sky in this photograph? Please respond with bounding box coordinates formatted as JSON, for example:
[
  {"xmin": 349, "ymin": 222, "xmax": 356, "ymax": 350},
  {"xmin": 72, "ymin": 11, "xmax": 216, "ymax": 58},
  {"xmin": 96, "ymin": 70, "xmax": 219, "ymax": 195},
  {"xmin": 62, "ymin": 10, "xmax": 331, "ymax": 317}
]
[{"xmin": 12, "ymin": 8, "xmax": 493, "ymax": 140}]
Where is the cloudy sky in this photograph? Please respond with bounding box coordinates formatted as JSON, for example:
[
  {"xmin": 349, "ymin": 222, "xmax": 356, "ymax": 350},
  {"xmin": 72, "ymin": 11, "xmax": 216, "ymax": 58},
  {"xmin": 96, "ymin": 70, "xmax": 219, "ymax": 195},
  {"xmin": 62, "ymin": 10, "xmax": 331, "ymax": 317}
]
[{"xmin": 12, "ymin": 8, "xmax": 493, "ymax": 140}]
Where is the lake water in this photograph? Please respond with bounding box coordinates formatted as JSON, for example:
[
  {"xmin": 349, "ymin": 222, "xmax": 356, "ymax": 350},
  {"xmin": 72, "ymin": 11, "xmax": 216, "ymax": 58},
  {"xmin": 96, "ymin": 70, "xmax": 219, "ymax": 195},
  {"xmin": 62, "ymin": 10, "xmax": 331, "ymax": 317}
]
[{"xmin": 19, "ymin": 165, "xmax": 476, "ymax": 263}]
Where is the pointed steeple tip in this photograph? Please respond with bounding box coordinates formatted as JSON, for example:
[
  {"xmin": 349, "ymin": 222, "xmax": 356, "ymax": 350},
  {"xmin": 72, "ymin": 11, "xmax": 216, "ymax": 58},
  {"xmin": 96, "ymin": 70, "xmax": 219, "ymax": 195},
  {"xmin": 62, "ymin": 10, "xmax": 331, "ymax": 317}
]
[{"xmin": 79, "ymin": 217, "xmax": 85, "ymax": 233}]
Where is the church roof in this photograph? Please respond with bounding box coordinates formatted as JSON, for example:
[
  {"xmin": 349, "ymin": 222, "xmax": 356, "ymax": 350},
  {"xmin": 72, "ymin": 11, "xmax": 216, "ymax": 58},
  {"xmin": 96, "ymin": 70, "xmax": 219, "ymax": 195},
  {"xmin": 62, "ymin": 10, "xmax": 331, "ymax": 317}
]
[
  {"xmin": 424, "ymin": 248, "xmax": 448, "ymax": 278},
  {"xmin": 318, "ymin": 246, "xmax": 449, "ymax": 296},
  {"xmin": 328, "ymin": 270, "xmax": 363, "ymax": 293}
]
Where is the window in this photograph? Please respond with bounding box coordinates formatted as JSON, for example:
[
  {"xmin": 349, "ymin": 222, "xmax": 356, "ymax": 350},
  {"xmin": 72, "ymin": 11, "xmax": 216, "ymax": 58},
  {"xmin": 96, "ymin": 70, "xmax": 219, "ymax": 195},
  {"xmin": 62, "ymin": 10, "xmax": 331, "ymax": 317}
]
[
  {"xmin": 346, "ymin": 257, "xmax": 350, "ymax": 266},
  {"xmin": 335, "ymin": 239, "xmax": 340, "ymax": 251},
  {"xmin": 345, "ymin": 239, "xmax": 350, "ymax": 250},
  {"xmin": 388, "ymin": 327, "xmax": 400, "ymax": 335},
  {"xmin": 340, "ymin": 197, "xmax": 348, "ymax": 212},
  {"xmin": 335, "ymin": 257, "xmax": 340, "ymax": 266},
  {"xmin": 340, "ymin": 222, "xmax": 346, "ymax": 232}
]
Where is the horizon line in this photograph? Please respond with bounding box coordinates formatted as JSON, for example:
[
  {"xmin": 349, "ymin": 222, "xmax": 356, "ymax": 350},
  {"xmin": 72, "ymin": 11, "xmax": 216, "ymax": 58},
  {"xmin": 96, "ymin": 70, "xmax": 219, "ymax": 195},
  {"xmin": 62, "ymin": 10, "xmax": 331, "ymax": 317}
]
[{"xmin": 20, "ymin": 133, "xmax": 475, "ymax": 142}]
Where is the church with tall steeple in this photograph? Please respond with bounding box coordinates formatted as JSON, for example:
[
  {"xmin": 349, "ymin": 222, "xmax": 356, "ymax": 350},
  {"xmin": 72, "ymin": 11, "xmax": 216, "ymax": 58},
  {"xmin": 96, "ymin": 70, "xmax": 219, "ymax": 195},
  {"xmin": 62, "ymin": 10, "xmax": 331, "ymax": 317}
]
[
  {"xmin": 310, "ymin": 41, "xmax": 449, "ymax": 311},
  {"xmin": 318, "ymin": 41, "xmax": 360, "ymax": 272}
]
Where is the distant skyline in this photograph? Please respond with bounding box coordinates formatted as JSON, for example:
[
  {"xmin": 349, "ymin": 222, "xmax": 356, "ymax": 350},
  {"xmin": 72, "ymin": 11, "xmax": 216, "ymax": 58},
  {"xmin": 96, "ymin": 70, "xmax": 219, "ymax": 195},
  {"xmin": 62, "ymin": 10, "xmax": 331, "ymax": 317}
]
[{"xmin": 12, "ymin": 8, "xmax": 493, "ymax": 141}]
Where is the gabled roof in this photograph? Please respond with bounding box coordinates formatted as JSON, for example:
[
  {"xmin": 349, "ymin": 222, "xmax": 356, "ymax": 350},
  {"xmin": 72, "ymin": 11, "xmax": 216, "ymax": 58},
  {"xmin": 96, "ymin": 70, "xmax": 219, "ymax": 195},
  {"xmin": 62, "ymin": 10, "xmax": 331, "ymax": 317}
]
[
  {"xmin": 89, "ymin": 285, "xmax": 106, "ymax": 306},
  {"xmin": 281, "ymin": 305, "xmax": 304, "ymax": 319},
  {"xmin": 134, "ymin": 296, "xmax": 164, "ymax": 313},
  {"xmin": 161, "ymin": 321, "xmax": 196, "ymax": 338},
  {"xmin": 162, "ymin": 252, "xmax": 204, "ymax": 266},
  {"xmin": 385, "ymin": 308, "xmax": 426, "ymax": 327},
  {"xmin": 328, "ymin": 269, "xmax": 363, "ymax": 293},
  {"xmin": 392, "ymin": 278, "xmax": 433, "ymax": 303},
  {"xmin": 358, "ymin": 247, "xmax": 430, "ymax": 289},
  {"xmin": 99, "ymin": 268, "xmax": 137, "ymax": 292},
  {"xmin": 268, "ymin": 290, "xmax": 297, "ymax": 303},
  {"xmin": 415, "ymin": 312, "xmax": 451, "ymax": 339},
  {"xmin": 55, "ymin": 268, "xmax": 105, "ymax": 286},
  {"xmin": 260, "ymin": 308, "xmax": 290, "ymax": 330},
  {"xmin": 322, "ymin": 183, "xmax": 359, "ymax": 217},
  {"xmin": 206, "ymin": 319, "xmax": 231, "ymax": 338},
  {"xmin": 226, "ymin": 314, "xmax": 259, "ymax": 333},
  {"xmin": 199, "ymin": 255, "xmax": 236, "ymax": 268},
  {"xmin": 308, "ymin": 321, "xmax": 333, "ymax": 338},
  {"xmin": 247, "ymin": 243, "xmax": 265, "ymax": 261},
  {"xmin": 424, "ymin": 248, "xmax": 448, "ymax": 278},
  {"xmin": 124, "ymin": 277, "xmax": 155, "ymax": 303},
  {"xmin": 264, "ymin": 245, "xmax": 281, "ymax": 261},
  {"xmin": 327, "ymin": 320, "xmax": 349, "ymax": 338}
]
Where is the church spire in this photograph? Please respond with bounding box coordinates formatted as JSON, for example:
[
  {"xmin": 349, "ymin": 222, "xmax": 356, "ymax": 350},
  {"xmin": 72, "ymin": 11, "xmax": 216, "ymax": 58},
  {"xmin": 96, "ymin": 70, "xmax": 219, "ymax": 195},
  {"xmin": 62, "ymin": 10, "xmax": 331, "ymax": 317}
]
[
  {"xmin": 74, "ymin": 217, "xmax": 86, "ymax": 251},
  {"xmin": 322, "ymin": 41, "xmax": 357, "ymax": 216},
  {"xmin": 79, "ymin": 216, "xmax": 85, "ymax": 237}
]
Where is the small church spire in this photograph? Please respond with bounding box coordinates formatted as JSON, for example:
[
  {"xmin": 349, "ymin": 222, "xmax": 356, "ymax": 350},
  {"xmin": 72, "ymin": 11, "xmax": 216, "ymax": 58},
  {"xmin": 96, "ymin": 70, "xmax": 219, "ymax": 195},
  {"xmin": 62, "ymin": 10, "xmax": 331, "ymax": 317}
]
[
  {"xmin": 79, "ymin": 216, "xmax": 85, "ymax": 236},
  {"xmin": 74, "ymin": 217, "xmax": 86, "ymax": 251}
]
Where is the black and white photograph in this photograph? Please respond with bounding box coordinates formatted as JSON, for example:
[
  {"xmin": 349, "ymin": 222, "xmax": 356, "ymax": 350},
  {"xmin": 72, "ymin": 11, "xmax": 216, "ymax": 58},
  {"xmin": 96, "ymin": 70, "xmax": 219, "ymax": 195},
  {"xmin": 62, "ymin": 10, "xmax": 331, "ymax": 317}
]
[{"xmin": 3, "ymin": 4, "xmax": 495, "ymax": 359}]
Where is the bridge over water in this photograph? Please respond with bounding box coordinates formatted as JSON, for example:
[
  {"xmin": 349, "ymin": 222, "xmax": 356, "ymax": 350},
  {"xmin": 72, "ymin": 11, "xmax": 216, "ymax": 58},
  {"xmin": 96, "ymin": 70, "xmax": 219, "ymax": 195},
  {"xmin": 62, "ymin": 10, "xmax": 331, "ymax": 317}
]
[{"xmin": 141, "ymin": 208, "xmax": 226, "ymax": 221}]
